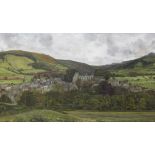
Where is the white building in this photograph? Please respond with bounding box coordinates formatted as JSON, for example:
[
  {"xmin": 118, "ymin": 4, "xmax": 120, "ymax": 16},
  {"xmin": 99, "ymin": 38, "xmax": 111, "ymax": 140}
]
[{"xmin": 72, "ymin": 72, "xmax": 94, "ymax": 83}]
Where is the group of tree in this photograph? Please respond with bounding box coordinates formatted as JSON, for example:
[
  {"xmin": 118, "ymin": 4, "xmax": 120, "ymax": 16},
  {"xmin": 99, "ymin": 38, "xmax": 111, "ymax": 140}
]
[
  {"xmin": 7, "ymin": 71, "xmax": 155, "ymax": 112},
  {"xmin": 18, "ymin": 88, "xmax": 155, "ymax": 111},
  {"xmin": 63, "ymin": 69, "xmax": 77, "ymax": 82}
]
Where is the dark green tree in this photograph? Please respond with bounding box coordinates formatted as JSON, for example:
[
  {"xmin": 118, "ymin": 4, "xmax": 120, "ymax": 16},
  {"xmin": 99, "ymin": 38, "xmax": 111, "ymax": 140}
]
[
  {"xmin": 64, "ymin": 69, "xmax": 77, "ymax": 82},
  {"xmin": 19, "ymin": 91, "xmax": 37, "ymax": 106}
]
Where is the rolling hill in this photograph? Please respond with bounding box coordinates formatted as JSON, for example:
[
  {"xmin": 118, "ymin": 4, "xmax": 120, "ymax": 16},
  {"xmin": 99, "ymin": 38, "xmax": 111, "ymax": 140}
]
[
  {"xmin": 95, "ymin": 52, "xmax": 155, "ymax": 76},
  {"xmin": 0, "ymin": 50, "xmax": 95, "ymax": 84},
  {"xmin": 0, "ymin": 50, "xmax": 95, "ymax": 76},
  {"xmin": 0, "ymin": 50, "xmax": 68, "ymax": 74},
  {"xmin": 57, "ymin": 59, "xmax": 95, "ymax": 74},
  {"xmin": 0, "ymin": 50, "xmax": 68, "ymax": 83},
  {"xmin": 1, "ymin": 50, "xmax": 155, "ymax": 84}
]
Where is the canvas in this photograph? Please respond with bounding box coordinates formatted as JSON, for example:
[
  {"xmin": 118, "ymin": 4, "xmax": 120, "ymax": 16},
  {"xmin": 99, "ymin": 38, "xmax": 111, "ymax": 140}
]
[{"xmin": 0, "ymin": 33, "xmax": 155, "ymax": 122}]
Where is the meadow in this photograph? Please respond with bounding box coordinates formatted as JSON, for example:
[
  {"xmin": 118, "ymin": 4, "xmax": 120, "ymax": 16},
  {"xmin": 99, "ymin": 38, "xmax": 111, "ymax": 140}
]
[
  {"xmin": 0, "ymin": 109, "xmax": 155, "ymax": 122},
  {"xmin": 66, "ymin": 110, "xmax": 155, "ymax": 122},
  {"xmin": 0, "ymin": 109, "xmax": 83, "ymax": 122},
  {"xmin": 116, "ymin": 75, "xmax": 155, "ymax": 89}
]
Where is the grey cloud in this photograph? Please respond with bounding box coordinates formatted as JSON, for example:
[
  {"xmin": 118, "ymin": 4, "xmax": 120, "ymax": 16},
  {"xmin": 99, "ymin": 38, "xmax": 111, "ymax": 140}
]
[{"xmin": 0, "ymin": 33, "xmax": 155, "ymax": 65}]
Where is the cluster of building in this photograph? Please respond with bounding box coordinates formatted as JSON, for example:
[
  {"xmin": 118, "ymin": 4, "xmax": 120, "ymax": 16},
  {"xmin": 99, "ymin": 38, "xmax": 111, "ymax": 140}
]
[
  {"xmin": 0, "ymin": 72, "xmax": 94, "ymax": 104},
  {"xmin": 0, "ymin": 71, "xmax": 147, "ymax": 104}
]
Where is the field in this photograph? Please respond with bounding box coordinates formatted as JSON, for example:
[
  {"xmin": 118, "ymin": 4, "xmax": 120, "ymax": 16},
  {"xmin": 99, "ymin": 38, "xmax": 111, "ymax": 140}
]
[
  {"xmin": 0, "ymin": 109, "xmax": 155, "ymax": 121},
  {"xmin": 0, "ymin": 109, "xmax": 83, "ymax": 122},
  {"xmin": 66, "ymin": 111, "xmax": 155, "ymax": 122},
  {"xmin": 116, "ymin": 75, "xmax": 155, "ymax": 89},
  {"xmin": 0, "ymin": 54, "xmax": 44, "ymax": 84}
]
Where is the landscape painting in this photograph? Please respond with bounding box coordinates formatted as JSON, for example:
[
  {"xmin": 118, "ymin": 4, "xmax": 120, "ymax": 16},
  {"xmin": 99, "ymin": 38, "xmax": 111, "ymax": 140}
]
[{"xmin": 0, "ymin": 33, "xmax": 155, "ymax": 122}]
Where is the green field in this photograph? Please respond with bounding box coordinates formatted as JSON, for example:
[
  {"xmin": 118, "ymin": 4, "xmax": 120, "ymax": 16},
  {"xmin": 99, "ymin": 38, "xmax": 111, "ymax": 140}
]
[
  {"xmin": 0, "ymin": 75, "xmax": 32, "ymax": 84},
  {"xmin": 0, "ymin": 109, "xmax": 83, "ymax": 122},
  {"xmin": 0, "ymin": 51, "xmax": 68, "ymax": 84},
  {"xmin": 65, "ymin": 111, "xmax": 155, "ymax": 122},
  {"xmin": 0, "ymin": 54, "xmax": 45, "ymax": 75},
  {"xmin": 116, "ymin": 75, "xmax": 155, "ymax": 89},
  {"xmin": 0, "ymin": 54, "xmax": 44, "ymax": 84},
  {"xmin": 0, "ymin": 109, "xmax": 155, "ymax": 122}
]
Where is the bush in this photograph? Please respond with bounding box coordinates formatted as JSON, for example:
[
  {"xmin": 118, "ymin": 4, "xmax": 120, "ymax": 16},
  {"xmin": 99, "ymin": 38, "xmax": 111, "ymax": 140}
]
[
  {"xmin": 19, "ymin": 91, "xmax": 37, "ymax": 106},
  {"xmin": 0, "ymin": 95, "xmax": 12, "ymax": 103}
]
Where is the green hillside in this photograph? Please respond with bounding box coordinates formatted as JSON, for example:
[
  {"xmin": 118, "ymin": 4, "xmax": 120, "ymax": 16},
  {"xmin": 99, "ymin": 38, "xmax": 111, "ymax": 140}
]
[
  {"xmin": 1, "ymin": 50, "xmax": 155, "ymax": 87},
  {"xmin": 0, "ymin": 50, "xmax": 96, "ymax": 84},
  {"xmin": 58, "ymin": 59, "xmax": 95, "ymax": 74},
  {"xmin": 94, "ymin": 53, "xmax": 155, "ymax": 89},
  {"xmin": 95, "ymin": 53, "xmax": 155, "ymax": 76},
  {"xmin": 0, "ymin": 50, "xmax": 68, "ymax": 83}
]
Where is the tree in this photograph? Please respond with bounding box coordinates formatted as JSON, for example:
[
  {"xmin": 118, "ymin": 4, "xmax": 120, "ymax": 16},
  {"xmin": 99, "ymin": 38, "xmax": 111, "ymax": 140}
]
[
  {"xmin": 103, "ymin": 71, "xmax": 112, "ymax": 81},
  {"xmin": 139, "ymin": 98, "xmax": 146, "ymax": 110},
  {"xmin": 19, "ymin": 91, "xmax": 37, "ymax": 106},
  {"xmin": 126, "ymin": 96, "xmax": 136, "ymax": 111},
  {"xmin": 0, "ymin": 95, "xmax": 11, "ymax": 103},
  {"xmin": 94, "ymin": 70, "xmax": 112, "ymax": 80},
  {"xmin": 97, "ymin": 81, "xmax": 114, "ymax": 95},
  {"xmin": 64, "ymin": 69, "xmax": 77, "ymax": 82}
]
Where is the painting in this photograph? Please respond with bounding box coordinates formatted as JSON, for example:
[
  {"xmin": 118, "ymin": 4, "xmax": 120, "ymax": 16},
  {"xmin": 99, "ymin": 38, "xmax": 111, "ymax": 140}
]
[{"xmin": 0, "ymin": 33, "xmax": 155, "ymax": 121}]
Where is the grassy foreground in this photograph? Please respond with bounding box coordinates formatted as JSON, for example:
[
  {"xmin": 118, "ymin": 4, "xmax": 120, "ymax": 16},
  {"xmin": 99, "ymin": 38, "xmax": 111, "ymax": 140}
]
[
  {"xmin": 0, "ymin": 109, "xmax": 155, "ymax": 122},
  {"xmin": 66, "ymin": 111, "xmax": 155, "ymax": 122},
  {"xmin": 0, "ymin": 110, "xmax": 83, "ymax": 122}
]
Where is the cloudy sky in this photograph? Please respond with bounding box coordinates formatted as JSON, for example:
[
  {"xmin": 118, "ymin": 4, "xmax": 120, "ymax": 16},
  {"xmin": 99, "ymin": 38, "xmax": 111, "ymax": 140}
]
[{"xmin": 0, "ymin": 33, "xmax": 155, "ymax": 65}]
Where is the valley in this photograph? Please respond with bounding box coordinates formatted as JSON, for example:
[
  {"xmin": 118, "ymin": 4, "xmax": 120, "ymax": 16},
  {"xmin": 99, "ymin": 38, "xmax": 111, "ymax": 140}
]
[{"xmin": 0, "ymin": 50, "xmax": 155, "ymax": 121}]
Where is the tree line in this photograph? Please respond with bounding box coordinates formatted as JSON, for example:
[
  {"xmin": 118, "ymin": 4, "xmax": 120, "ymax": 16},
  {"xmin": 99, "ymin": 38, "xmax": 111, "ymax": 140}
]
[{"xmin": 17, "ymin": 89, "xmax": 155, "ymax": 111}]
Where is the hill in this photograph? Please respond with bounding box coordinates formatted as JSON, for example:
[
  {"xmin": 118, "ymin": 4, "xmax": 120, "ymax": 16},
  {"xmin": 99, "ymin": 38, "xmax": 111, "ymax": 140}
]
[
  {"xmin": 0, "ymin": 50, "xmax": 68, "ymax": 83},
  {"xmin": 0, "ymin": 50, "xmax": 95, "ymax": 84},
  {"xmin": 95, "ymin": 52, "xmax": 155, "ymax": 76},
  {"xmin": 0, "ymin": 50, "xmax": 68, "ymax": 73},
  {"xmin": 57, "ymin": 59, "xmax": 95, "ymax": 74},
  {"xmin": 1, "ymin": 50, "xmax": 155, "ymax": 84}
]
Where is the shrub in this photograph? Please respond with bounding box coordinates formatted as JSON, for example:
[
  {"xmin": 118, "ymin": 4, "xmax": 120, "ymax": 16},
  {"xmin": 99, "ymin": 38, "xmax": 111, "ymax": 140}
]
[
  {"xmin": 0, "ymin": 95, "xmax": 12, "ymax": 103},
  {"xmin": 19, "ymin": 91, "xmax": 37, "ymax": 106}
]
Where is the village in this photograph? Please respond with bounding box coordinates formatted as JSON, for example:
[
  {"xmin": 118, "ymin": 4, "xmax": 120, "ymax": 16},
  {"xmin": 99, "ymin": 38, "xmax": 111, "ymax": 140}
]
[
  {"xmin": 0, "ymin": 72, "xmax": 95, "ymax": 104},
  {"xmin": 0, "ymin": 71, "xmax": 148, "ymax": 105}
]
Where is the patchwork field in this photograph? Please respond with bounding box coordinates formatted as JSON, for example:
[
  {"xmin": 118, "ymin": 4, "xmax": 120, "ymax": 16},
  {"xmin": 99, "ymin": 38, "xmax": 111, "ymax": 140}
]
[
  {"xmin": 0, "ymin": 75, "xmax": 32, "ymax": 84},
  {"xmin": 116, "ymin": 75, "xmax": 155, "ymax": 89},
  {"xmin": 0, "ymin": 50, "xmax": 68, "ymax": 84}
]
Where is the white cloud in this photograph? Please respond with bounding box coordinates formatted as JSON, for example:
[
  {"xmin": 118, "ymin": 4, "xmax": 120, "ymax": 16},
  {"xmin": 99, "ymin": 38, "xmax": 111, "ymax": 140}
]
[{"xmin": 0, "ymin": 33, "xmax": 155, "ymax": 65}]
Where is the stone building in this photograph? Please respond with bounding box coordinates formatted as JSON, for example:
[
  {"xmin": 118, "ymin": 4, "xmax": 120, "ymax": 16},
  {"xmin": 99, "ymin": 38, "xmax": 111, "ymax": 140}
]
[{"xmin": 72, "ymin": 72, "xmax": 94, "ymax": 83}]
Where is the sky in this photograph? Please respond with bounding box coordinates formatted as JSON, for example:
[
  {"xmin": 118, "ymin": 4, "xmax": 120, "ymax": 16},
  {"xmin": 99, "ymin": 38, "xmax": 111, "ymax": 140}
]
[{"xmin": 0, "ymin": 33, "xmax": 155, "ymax": 65}]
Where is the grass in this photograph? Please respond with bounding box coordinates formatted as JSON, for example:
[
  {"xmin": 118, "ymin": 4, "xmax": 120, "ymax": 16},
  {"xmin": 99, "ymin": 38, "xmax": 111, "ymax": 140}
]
[
  {"xmin": 0, "ymin": 108, "xmax": 155, "ymax": 121},
  {"xmin": 65, "ymin": 110, "xmax": 155, "ymax": 122},
  {"xmin": 0, "ymin": 51, "xmax": 67, "ymax": 84},
  {"xmin": 0, "ymin": 54, "xmax": 46, "ymax": 84},
  {"xmin": 0, "ymin": 109, "xmax": 83, "ymax": 122},
  {"xmin": 0, "ymin": 75, "xmax": 33, "ymax": 84},
  {"xmin": 116, "ymin": 75, "xmax": 155, "ymax": 89},
  {"xmin": 5, "ymin": 54, "xmax": 34, "ymax": 70},
  {"xmin": 0, "ymin": 79, "xmax": 23, "ymax": 84}
]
